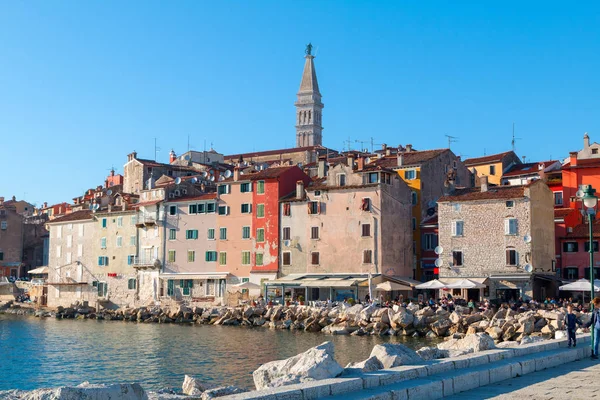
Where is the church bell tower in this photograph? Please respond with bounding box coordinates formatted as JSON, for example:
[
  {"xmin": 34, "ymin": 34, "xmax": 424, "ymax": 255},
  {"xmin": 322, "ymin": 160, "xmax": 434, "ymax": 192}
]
[{"xmin": 295, "ymin": 43, "xmax": 323, "ymax": 147}]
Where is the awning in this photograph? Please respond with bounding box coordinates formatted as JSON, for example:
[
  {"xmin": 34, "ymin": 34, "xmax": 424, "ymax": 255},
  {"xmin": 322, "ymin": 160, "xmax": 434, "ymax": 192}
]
[
  {"xmin": 375, "ymin": 281, "xmax": 412, "ymax": 291},
  {"xmin": 415, "ymin": 279, "xmax": 449, "ymax": 290},
  {"xmin": 489, "ymin": 274, "xmax": 531, "ymax": 281},
  {"xmin": 392, "ymin": 277, "xmax": 422, "ymax": 287},
  {"xmin": 445, "ymin": 279, "xmax": 486, "ymax": 289},
  {"xmin": 160, "ymin": 273, "xmax": 229, "ymax": 280},
  {"xmin": 28, "ymin": 267, "xmax": 49, "ymax": 274},
  {"xmin": 441, "ymin": 277, "xmax": 489, "ymax": 285},
  {"xmin": 303, "ymin": 279, "xmax": 362, "ymax": 288}
]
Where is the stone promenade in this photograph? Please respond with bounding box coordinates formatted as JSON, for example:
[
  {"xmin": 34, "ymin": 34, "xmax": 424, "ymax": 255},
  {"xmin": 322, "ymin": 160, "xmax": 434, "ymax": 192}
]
[{"xmin": 445, "ymin": 356, "xmax": 600, "ymax": 399}]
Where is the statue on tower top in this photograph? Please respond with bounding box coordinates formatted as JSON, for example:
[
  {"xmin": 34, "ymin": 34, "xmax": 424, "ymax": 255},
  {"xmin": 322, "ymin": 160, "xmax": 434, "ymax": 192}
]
[{"xmin": 305, "ymin": 43, "xmax": 313, "ymax": 56}]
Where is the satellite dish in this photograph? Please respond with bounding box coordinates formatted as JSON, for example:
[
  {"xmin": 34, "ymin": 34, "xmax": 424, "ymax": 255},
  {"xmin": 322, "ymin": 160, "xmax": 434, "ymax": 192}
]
[
  {"xmin": 153, "ymin": 259, "xmax": 162, "ymax": 268},
  {"xmin": 210, "ymin": 176, "xmax": 215, "ymax": 182},
  {"xmin": 191, "ymin": 177, "xmax": 198, "ymax": 184},
  {"xmin": 240, "ymin": 171, "xmax": 245, "ymax": 175},
  {"xmin": 523, "ymin": 264, "xmax": 533, "ymax": 273},
  {"xmin": 202, "ymin": 171, "xmax": 208, "ymax": 178},
  {"xmin": 174, "ymin": 177, "xmax": 182, "ymax": 185},
  {"xmin": 219, "ymin": 176, "xmax": 225, "ymax": 181},
  {"xmin": 434, "ymin": 246, "xmax": 444, "ymax": 255},
  {"xmin": 523, "ymin": 235, "xmax": 532, "ymax": 244},
  {"xmin": 576, "ymin": 190, "xmax": 585, "ymax": 199},
  {"xmin": 435, "ymin": 258, "xmax": 444, "ymax": 267},
  {"xmin": 106, "ymin": 189, "xmax": 113, "ymax": 196},
  {"xmin": 224, "ymin": 170, "xmax": 232, "ymax": 179},
  {"xmin": 365, "ymin": 157, "xmax": 371, "ymax": 164},
  {"xmin": 184, "ymin": 155, "xmax": 190, "ymax": 161}
]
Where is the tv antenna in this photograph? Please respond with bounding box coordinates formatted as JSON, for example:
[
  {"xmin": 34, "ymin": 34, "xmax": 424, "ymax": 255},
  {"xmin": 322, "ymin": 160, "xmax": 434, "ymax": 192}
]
[
  {"xmin": 511, "ymin": 122, "xmax": 521, "ymax": 153},
  {"xmin": 154, "ymin": 138, "xmax": 161, "ymax": 161},
  {"xmin": 355, "ymin": 139, "xmax": 370, "ymax": 153},
  {"xmin": 370, "ymin": 137, "xmax": 383, "ymax": 154},
  {"xmin": 445, "ymin": 135, "xmax": 458, "ymax": 150},
  {"xmin": 344, "ymin": 137, "xmax": 353, "ymax": 152}
]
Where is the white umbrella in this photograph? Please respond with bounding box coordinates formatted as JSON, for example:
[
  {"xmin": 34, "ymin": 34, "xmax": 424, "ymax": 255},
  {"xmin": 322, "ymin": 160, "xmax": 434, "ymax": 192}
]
[
  {"xmin": 559, "ymin": 279, "xmax": 600, "ymax": 292},
  {"xmin": 445, "ymin": 279, "xmax": 486, "ymax": 289},
  {"xmin": 375, "ymin": 281, "xmax": 412, "ymax": 292},
  {"xmin": 415, "ymin": 279, "xmax": 449, "ymax": 290},
  {"xmin": 231, "ymin": 281, "xmax": 261, "ymax": 290}
]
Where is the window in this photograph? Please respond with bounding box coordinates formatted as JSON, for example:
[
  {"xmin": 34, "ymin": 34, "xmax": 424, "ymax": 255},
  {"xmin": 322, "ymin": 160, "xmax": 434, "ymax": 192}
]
[
  {"xmin": 282, "ymin": 227, "xmax": 291, "ymax": 241},
  {"xmin": 282, "ymin": 252, "xmax": 291, "ymax": 266},
  {"xmin": 167, "ymin": 280, "xmax": 174, "ymax": 296},
  {"xmin": 283, "ymin": 203, "xmax": 291, "ymax": 216},
  {"xmin": 423, "ymin": 233, "xmax": 437, "ymax": 250},
  {"xmin": 130, "ymin": 215, "xmax": 137, "ymax": 225},
  {"xmin": 97, "ymin": 282, "xmax": 108, "ymax": 297},
  {"xmin": 101, "ymin": 218, "xmax": 107, "ymax": 228},
  {"xmin": 77, "ymin": 244, "xmax": 83, "ymax": 257},
  {"xmin": 338, "ymin": 174, "xmax": 346, "ymax": 186},
  {"xmin": 205, "ymin": 251, "xmax": 217, "ymax": 262},
  {"xmin": 242, "ymin": 226, "xmax": 250, "ymax": 239},
  {"xmin": 585, "ymin": 241, "xmax": 600, "ymax": 252},
  {"xmin": 169, "ymin": 229, "xmax": 176, "ymax": 240},
  {"xmin": 368, "ymin": 172, "xmax": 379, "ymax": 183},
  {"xmin": 256, "ymin": 253, "xmax": 264, "ymax": 266},
  {"xmin": 66, "ymin": 235, "xmax": 72, "ymax": 248},
  {"xmin": 218, "ymin": 184, "xmax": 231, "ymax": 195},
  {"xmin": 66, "ymin": 252, "xmax": 72, "ymax": 264},
  {"xmin": 128, "ymin": 279, "xmax": 137, "ymax": 290},
  {"xmin": 554, "ymin": 192, "xmax": 563, "ymax": 206},
  {"xmin": 219, "ymin": 227, "xmax": 227, "ymax": 240},
  {"xmin": 241, "ymin": 203, "xmax": 252, "ymax": 213},
  {"xmin": 489, "ymin": 165, "xmax": 496, "ymax": 175},
  {"xmin": 256, "ymin": 204, "xmax": 265, "ymax": 218},
  {"xmin": 206, "ymin": 203, "xmax": 216, "ymax": 213},
  {"xmin": 452, "ymin": 203, "xmax": 461, "ymax": 212},
  {"xmin": 404, "ymin": 170, "xmax": 416, "ymax": 180},
  {"xmin": 564, "ymin": 268, "xmax": 579, "ymax": 280},
  {"xmin": 593, "ymin": 149, "xmax": 599, "ymax": 155},
  {"xmin": 361, "ymin": 198, "xmax": 371, "ymax": 211},
  {"xmin": 0, "ymin": 252, "xmax": 3, "ymax": 261},
  {"xmin": 506, "ymin": 201, "xmax": 514, "ymax": 208},
  {"xmin": 127, "ymin": 255, "xmax": 135, "ymax": 265},
  {"xmin": 78, "ymin": 224, "xmax": 84, "ymax": 237},
  {"xmin": 180, "ymin": 279, "xmax": 193, "ymax": 296},
  {"xmin": 198, "ymin": 203, "xmax": 206, "ymax": 214},
  {"xmin": 314, "ymin": 190, "xmax": 321, "ymax": 197},
  {"xmin": 117, "ymin": 217, "xmax": 123, "ymax": 227},
  {"xmin": 257, "ymin": 181, "xmax": 265, "ymax": 194},
  {"xmin": 504, "ymin": 218, "xmax": 518, "ymax": 235},
  {"xmin": 207, "ymin": 228, "xmax": 215, "ymax": 240},
  {"xmin": 186, "ymin": 230, "xmax": 198, "ymax": 240},
  {"xmin": 308, "ymin": 201, "xmax": 320, "ymax": 214},
  {"xmin": 242, "ymin": 251, "xmax": 251, "ymax": 265},
  {"xmin": 411, "ymin": 192, "xmax": 418, "ymax": 205},
  {"xmin": 218, "ymin": 206, "xmax": 229, "ymax": 215},
  {"xmin": 168, "ymin": 250, "xmax": 176, "ymax": 263},
  {"xmin": 412, "ymin": 218, "xmax": 417, "ymax": 231},
  {"xmin": 1, "ymin": 222, "xmax": 8, "ymax": 230},
  {"xmin": 362, "ymin": 224, "xmax": 371, "ymax": 237},
  {"xmin": 188, "ymin": 250, "xmax": 196, "ymax": 262},
  {"xmin": 219, "ymin": 252, "xmax": 227, "ymax": 265},
  {"xmin": 240, "ymin": 182, "xmax": 252, "ymax": 193},
  {"xmin": 130, "ymin": 235, "xmax": 136, "ymax": 246},
  {"xmin": 363, "ymin": 250, "xmax": 373, "ymax": 264},
  {"xmin": 116, "ymin": 236, "xmax": 123, "ymax": 247},
  {"xmin": 189, "ymin": 204, "xmax": 198, "ymax": 214},
  {"xmin": 506, "ymin": 249, "xmax": 518, "ymax": 266},
  {"xmin": 452, "ymin": 251, "xmax": 463, "ymax": 267},
  {"xmin": 169, "ymin": 205, "xmax": 177, "ymax": 216},
  {"xmin": 98, "ymin": 256, "xmax": 109, "ymax": 266},
  {"xmin": 101, "ymin": 237, "xmax": 107, "ymax": 249},
  {"xmin": 256, "ymin": 228, "xmax": 265, "ymax": 242},
  {"xmin": 311, "ymin": 252, "xmax": 320, "ymax": 265},
  {"xmin": 452, "ymin": 221, "xmax": 464, "ymax": 237},
  {"xmin": 56, "ymin": 225, "xmax": 62, "ymax": 238},
  {"xmin": 563, "ymin": 242, "xmax": 579, "ymax": 252},
  {"xmin": 311, "ymin": 226, "xmax": 319, "ymax": 240}
]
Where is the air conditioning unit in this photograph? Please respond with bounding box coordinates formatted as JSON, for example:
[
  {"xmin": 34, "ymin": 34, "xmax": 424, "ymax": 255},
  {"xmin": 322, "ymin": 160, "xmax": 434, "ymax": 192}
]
[{"xmin": 283, "ymin": 240, "xmax": 291, "ymax": 247}]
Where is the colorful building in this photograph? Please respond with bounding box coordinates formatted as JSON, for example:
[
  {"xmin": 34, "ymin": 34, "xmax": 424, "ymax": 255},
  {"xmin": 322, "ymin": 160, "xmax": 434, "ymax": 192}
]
[{"xmin": 464, "ymin": 151, "xmax": 521, "ymax": 186}]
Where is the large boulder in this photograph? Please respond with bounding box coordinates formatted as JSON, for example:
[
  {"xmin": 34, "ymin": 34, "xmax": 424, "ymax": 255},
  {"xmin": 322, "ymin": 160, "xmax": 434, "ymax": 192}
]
[
  {"xmin": 406, "ymin": 303, "xmax": 420, "ymax": 313},
  {"xmin": 416, "ymin": 346, "xmax": 450, "ymax": 361},
  {"xmin": 13, "ymin": 383, "xmax": 147, "ymax": 400},
  {"xmin": 415, "ymin": 307, "xmax": 435, "ymax": 317},
  {"xmin": 344, "ymin": 356, "xmax": 384, "ymax": 373},
  {"xmin": 520, "ymin": 335, "xmax": 545, "ymax": 345},
  {"xmin": 252, "ymin": 342, "xmax": 343, "ymax": 390},
  {"xmin": 454, "ymin": 305, "xmax": 471, "ymax": 315},
  {"xmin": 554, "ymin": 330, "xmax": 568, "ymax": 340},
  {"xmin": 431, "ymin": 318, "xmax": 452, "ymax": 336},
  {"xmin": 369, "ymin": 343, "xmax": 421, "ymax": 368},
  {"xmin": 201, "ymin": 386, "xmax": 246, "ymax": 399},
  {"xmin": 182, "ymin": 375, "xmax": 212, "ymax": 396},
  {"xmin": 437, "ymin": 333, "xmax": 496, "ymax": 353},
  {"xmin": 485, "ymin": 326, "xmax": 503, "ymax": 341}
]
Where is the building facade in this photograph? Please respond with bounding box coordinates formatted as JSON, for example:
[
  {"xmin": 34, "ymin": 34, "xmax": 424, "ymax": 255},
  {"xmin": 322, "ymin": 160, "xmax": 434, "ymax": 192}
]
[{"xmin": 464, "ymin": 151, "xmax": 521, "ymax": 186}]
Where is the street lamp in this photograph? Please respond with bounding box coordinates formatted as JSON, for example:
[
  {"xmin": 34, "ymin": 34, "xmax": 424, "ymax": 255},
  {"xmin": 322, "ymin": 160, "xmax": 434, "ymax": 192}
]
[{"xmin": 577, "ymin": 184, "xmax": 598, "ymax": 358}]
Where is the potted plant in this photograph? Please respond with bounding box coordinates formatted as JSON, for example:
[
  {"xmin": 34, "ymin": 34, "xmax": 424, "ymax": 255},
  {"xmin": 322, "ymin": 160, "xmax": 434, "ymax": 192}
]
[{"xmin": 298, "ymin": 295, "xmax": 305, "ymax": 305}]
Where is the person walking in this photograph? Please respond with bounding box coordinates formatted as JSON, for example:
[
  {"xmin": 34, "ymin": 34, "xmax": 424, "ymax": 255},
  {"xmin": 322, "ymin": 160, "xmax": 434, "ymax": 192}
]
[
  {"xmin": 564, "ymin": 304, "xmax": 582, "ymax": 347},
  {"xmin": 584, "ymin": 297, "xmax": 600, "ymax": 359}
]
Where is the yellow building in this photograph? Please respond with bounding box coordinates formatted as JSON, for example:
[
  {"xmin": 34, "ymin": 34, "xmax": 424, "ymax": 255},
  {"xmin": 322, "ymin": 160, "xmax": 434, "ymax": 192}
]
[{"xmin": 463, "ymin": 151, "xmax": 521, "ymax": 186}]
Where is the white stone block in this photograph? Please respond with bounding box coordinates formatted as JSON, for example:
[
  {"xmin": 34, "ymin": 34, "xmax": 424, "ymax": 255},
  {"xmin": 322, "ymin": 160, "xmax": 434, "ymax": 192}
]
[
  {"xmin": 452, "ymin": 370, "xmax": 480, "ymax": 393},
  {"xmin": 330, "ymin": 378, "xmax": 363, "ymax": 396},
  {"xmin": 424, "ymin": 360, "xmax": 455, "ymax": 376},
  {"xmin": 406, "ymin": 380, "xmax": 443, "ymax": 400},
  {"xmin": 519, "ymin": 358, "xmax": 536, "ymax": 375},
  {"xmin": 488, "ymin": 363, "xmax": 512, "ymax": 384},
  {"xmin": 441, "ymin": 378, "xmax": 454, "ymax": 397},
  {"xmin": 478, "ymin": 369, "xmax": 490, "ymax": 386}
]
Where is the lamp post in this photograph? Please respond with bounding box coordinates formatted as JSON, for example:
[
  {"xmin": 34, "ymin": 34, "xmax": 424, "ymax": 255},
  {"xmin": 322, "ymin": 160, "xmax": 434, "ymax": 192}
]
[{"xmin": 577, "ymin": 185, "xmax": 598, "ymax": 358}]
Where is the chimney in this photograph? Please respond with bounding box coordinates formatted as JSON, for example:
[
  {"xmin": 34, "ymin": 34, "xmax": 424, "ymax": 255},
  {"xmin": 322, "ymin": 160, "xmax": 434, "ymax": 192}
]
[
  {"xmin": 444, "ymin": 174, "xmax": 456, "ymax": 195},
  {"xmin": 570, "ymin": 151, "xmax": 578, "ymax": 167},
  {"xmin": 356, "ymin": 156, "xmax": 365, "ymax": 171},
  {"xmin": 481, "ymin": 176, "xmax": 489, "ymax": 192},
  {"xmin": 385, "ymin": 146, "xmax": 392, "ymax": 156},
  {"xmin": 0, "ymin": 197, "xmax": 3, "ymax": 206},
  {"xmin": 347, "ymin": 153, "xmax": 356, "ymax": 169},
  {"xmin": 318, "ymin": 157, "xmax": 327, "ymax": 178},
  {"xmin": 169, "ymin": 149, "xmax": 177, "ymax": 164},
  {"xmin": 406, "ymin": 144, "xmax": 413, "ymax": 152},
  {"xmin": 397, "ymin": 153, "xmax": 404, "ymax": 167},
  {"xmin": 127, "ymin": 151, "xmax": 138, "ymax": 162},
  {"xmin": 43, "ymin": 202, "xmax": 48, "ymax": 208},
  {"xmin": 296, "ymin": 180, "xmax": 305, "ymax": 200},
  {"xmin": 584, "ymin": 132, "xmax": 590, "ymax": 150},
  {"xmin": 11, "ymin": 195, "xmax": 16, "ymax": 201},
  {"xmin": 233, "ymin": 167, "xmax": 240, "ymax": 182},
  {"xmin": 381, "ymin": 143, "xmax": 387, "ymax": 154}
]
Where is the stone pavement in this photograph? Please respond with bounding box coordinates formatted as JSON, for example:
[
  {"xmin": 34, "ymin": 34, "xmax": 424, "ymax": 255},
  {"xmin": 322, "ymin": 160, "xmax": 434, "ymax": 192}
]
[{"xmin": 445, "ymin": 356, "xmax": 600, "ymax": 400}]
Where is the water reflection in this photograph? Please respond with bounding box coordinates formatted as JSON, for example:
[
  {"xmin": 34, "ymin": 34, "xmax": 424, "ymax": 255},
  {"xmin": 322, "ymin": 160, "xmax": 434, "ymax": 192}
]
[{"xmin": 0, "ymin": 315, "xmax": 440, "ymax": 391}]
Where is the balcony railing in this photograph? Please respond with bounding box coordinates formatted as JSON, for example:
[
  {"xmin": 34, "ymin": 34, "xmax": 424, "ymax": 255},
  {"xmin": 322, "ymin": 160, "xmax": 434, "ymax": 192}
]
[
  {"xmin": 131, "ymin": 256, "xmax": 161, "ymax": 268},
  {"xmin": 135, "ymin": 213, "xmax": 158, "ymax": 226}
]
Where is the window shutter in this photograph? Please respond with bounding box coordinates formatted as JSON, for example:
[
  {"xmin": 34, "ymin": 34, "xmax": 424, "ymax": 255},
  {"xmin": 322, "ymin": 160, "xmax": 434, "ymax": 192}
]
[
  {"xmin": 317, "ymin": 202, "xmax": 321, "ymax": 214},
  {"xmin": 504, "ymin": 219, "xmax": 510, "ymax": 235},
  {"xmin": 452, "ymin": 222, "xmax": 457, "ymax": 236},
  {"xmin": 249, "ymin": 204, "xmax": 252, "ymax": 213},
  {"xmin": 307, "ymin": 203, "xmax": 311, "ymax": 214},
  {"xmin": 506, "ymin": 249, "xmax": 510, "ymax": 265}
]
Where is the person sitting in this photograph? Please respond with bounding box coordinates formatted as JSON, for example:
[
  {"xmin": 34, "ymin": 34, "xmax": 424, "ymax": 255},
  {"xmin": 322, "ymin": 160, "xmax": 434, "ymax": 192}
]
[{"xmin": 467, "ymin": 299, "xmax": 475, "ymax": 310}]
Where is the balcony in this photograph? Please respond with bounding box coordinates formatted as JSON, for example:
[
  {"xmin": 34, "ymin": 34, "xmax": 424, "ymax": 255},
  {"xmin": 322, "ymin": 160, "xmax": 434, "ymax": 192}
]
[
  {"xmin": 131, "ymin": 256, "xmax": 161, "ymax": 269},
  {"xmin": 135, "ymin": 213, "xmax": 158, "ymax": 227}
]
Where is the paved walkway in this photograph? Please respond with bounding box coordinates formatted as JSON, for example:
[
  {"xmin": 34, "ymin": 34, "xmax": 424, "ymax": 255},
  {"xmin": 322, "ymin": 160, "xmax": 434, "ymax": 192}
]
[{"xmin": 445, "ymin": 356, "xmax": 600, "ymax": 400}]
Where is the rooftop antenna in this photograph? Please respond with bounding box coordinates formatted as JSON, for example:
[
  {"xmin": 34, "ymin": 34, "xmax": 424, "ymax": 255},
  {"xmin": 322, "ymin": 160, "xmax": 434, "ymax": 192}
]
[
  {"xmin": 445, "ymin": 134, "xmax": 458, "ymax": 150},
  {"xmin": 344, "ymin": 137, "xmax": 352, "ymax": 152},
  {"xmin": 355, "ymin": 139, "xmax": 370, "ymax": 153},
  {"xmin": 511, "ymin": 122, "xmax": 521, "ymax": 153},
  {"xmin": 370, "ymin": 137, "xmax": 383, "ymax": 154},
  {"xmin": 154, "ymin": 138, "xmax": 161, "ymax": 161}
]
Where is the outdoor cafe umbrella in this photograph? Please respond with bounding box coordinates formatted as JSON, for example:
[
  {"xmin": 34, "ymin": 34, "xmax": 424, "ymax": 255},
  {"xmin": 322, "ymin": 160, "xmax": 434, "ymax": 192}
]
[
  {"xmin": 231, "ymin": 281, "xmax": 261, "ymax": 290},
  {"xmin": 444, "ymin": 279, "xmax": 486, "ymax": 289},
  {"xmin": 559, "ymin": 279, "xmax": 600, "ymax": 292},
  {"xmin": 375, "ymin": 281, "xmax": 412, "ymax": 292},
  {"xmin": 415, "ymin": 279, "xmax": 449, "ymax": 290}
]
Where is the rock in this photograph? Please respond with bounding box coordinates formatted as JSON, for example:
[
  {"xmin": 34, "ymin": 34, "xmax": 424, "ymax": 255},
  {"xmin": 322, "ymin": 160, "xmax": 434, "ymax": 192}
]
[
  {"xmin": 14, "ymin": 383, "xmax": 147, "ymax": 400},
  {"xmin": 344, "ymin": 356, "xmax": 384, "ymax": 373},
  {"xmin": 431, "ymin": 318, "xmax": 452, "ymax": 336},
  {"xmin": 540, "ymin": 311, "xmax": 564, "ymax": 320},
  {"xmin": 549, "ymin": 319, "xmax": 564, "ymax": 330},
  {"xmin": 415, "ymin": 307, "xmax": 435, "ymax": 317},
  {"xmin": 369, "ymin": 343, "xmax": 421, "ymax": 368},
  {"xmin": 426, "ymin": 330, "xmax": 438, "ymax": 338},
  {"xmin": 359, "ymin": 305, "xmax": 377, "ymax": 320},
  {"xmin": 449, "ymin": 312, "xmax": 461, "ymax": 324},
  {"xmin": 201, "ymin": 386, "xmax": 246, "ymax": 399},
  {"xmin": 554, "ymin": 330, "xmax": 567, "ymax": 340},
  {"xmin": 437, "ymin": 333, "xmax": 496, "ymax": 353},
  {"xmin": 485, "ymin": 327, "xmax": 503, "ymax": 341},
  {"xmin": 465, "ymin": 314, "xmax": 483, "ymax": 325},
  {"xmin": 350, "ymin": 328, "xmax": 366, "ymax": 336},
  {"xmin": 517, "ymin": 316, "xmax": 535, "ymax": 335},
  {"xmin": 520, "ymin": 335, "xmax": 545, "ymax": 345},
  {"xmin": 416, "ymin": 346, "xmax": 450, "ymax": 360},
  {"xmin": 304, "ymin": 320, "xmax": 322, "ymax": 332},
  {"xmin": 534, "ymin": 318, "xmax": 547, "ymax": 330},
  {"xmin": 502, "ymin": 325, "xmax": 516, "ymax": 342},
  {"xmin": 182, "ymin": 375, "xmax": 213, "ymax": 396},
  {"xmin": 454, "ymin": 305, "xmax": 471, "ymax": 315},
  {"xmin": 496, "ymin": 341, "xmax": 520, "ymax": 348},
  {"xmin": 252, "ymin": 342, "xmax": 343, "ymax": 390},
  {"xmin": 406, "ymin": 302, "xmax": 420, "ymax": 313},
  {"xmin": 541, "ymin": 325, "xmax": 555, "ymax": 334}
]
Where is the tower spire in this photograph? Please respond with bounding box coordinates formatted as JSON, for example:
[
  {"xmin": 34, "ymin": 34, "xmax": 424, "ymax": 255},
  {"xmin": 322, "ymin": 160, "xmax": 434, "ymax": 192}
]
[{"xmin": 295, "ymin": 43, "xmax": 324, "ymax": 147}]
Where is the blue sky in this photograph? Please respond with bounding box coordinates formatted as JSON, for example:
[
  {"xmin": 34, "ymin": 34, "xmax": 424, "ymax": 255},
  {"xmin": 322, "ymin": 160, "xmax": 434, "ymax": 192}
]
[{"xmin": 1, "ymin": 1, "xmax": 600, "ymax": 205}]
